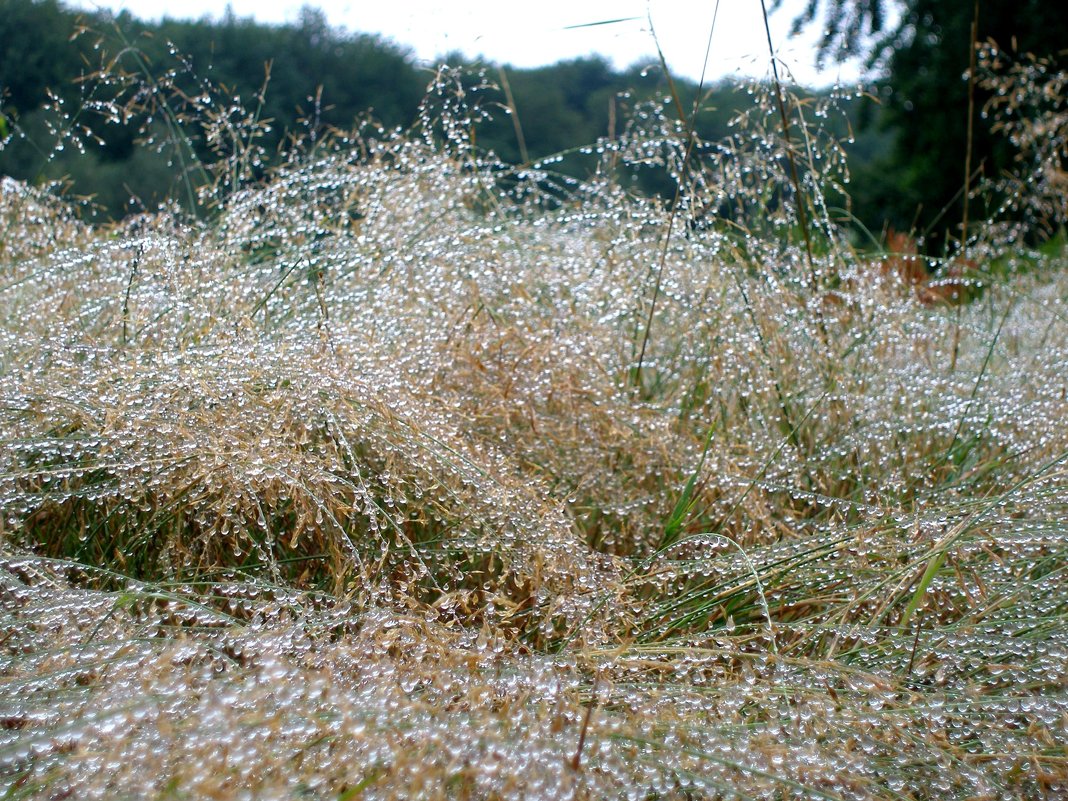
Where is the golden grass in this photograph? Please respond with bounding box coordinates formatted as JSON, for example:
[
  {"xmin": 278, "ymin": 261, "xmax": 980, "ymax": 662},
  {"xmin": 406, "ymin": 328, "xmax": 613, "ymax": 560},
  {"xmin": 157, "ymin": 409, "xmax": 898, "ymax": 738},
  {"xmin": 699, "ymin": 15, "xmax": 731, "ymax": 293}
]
[{"xmin": 1, "ymin": 63, "xmax": 1066, "ymax": 799}]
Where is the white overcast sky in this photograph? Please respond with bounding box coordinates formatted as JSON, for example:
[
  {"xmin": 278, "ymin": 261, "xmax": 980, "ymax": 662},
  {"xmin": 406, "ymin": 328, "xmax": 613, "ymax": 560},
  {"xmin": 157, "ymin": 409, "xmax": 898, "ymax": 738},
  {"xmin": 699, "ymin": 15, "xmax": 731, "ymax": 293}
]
[{"xmin": 67, "ymin": 0, "xmax": 865, "ymax": 87}]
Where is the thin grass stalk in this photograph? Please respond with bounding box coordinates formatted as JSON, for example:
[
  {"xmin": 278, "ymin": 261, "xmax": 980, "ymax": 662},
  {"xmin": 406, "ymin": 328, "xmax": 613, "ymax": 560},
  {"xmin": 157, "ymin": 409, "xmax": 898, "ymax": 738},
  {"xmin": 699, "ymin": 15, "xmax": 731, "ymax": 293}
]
[
  {"xmin": 960, "ymin": 0, "xmax": 981, "ymax": 248},
  {"xmin": 497, "ymin": 66, "xmax": 529, "ymax": 166},
  {"xmin": 952, "ymin": 0, "xmax": 981, "ymax": 372},
  {"xmin": 106, "ymin": 37, "xmax": 210, "ymax": 216},
  {"xmin": 758, "ymin": 0, "xmax": 827, "ymax": 343},
  {"xmin": 633, "ymin": 5, "xmax": 720, "ymax": 388}
]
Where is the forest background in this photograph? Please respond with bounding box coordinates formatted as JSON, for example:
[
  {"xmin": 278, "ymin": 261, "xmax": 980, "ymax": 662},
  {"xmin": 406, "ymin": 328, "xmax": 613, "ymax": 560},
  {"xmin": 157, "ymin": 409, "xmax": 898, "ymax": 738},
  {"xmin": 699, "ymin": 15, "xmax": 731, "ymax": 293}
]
[{"xmin": 0, "ymin": 0, "xmax": 1065, "ymax": 250}]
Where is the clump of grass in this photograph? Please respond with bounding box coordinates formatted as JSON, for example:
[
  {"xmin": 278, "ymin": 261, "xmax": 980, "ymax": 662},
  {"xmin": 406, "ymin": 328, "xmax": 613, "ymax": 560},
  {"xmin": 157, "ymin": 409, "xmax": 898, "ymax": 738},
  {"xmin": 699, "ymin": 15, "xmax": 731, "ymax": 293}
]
[{"xmin": 1, "ymin": 44, "xmax": 1066, "ymax": 801}]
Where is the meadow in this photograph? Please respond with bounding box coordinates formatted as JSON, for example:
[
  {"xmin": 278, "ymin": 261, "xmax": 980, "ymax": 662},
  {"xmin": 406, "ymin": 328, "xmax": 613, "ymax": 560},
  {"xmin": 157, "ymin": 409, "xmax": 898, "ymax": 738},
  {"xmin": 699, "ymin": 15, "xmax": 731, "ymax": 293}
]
[{"xmin": 0, "ymin": 44, "xmax": 1066, "ymax": 800}]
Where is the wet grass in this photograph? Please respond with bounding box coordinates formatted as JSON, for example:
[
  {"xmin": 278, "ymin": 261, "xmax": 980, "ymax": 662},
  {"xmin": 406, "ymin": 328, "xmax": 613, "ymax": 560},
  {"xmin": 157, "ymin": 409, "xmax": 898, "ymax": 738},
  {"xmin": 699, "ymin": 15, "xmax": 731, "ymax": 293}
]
[{"xmin": 1, "ymin": 52, "xmax": 1067, "ymax": 800}]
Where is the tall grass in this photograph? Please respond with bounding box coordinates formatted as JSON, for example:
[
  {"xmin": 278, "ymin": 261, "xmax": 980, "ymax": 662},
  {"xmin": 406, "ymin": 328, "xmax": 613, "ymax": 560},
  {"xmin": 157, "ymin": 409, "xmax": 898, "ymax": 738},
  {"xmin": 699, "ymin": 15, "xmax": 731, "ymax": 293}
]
[{"xmin": 0, "ymin": 35, "xmax": 1066, "ymax": 801}]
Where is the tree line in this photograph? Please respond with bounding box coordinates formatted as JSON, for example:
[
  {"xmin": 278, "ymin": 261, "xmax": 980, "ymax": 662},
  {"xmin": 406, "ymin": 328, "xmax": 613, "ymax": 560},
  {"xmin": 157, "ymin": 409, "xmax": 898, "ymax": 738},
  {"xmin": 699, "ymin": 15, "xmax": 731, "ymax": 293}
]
[
  {"xmin": 1, "ymin": 1, "xmax": 754, "ymax": 218},
  {"xmin": 1, "ymin": 0, "xmax": 1064, "ymax": 248}
]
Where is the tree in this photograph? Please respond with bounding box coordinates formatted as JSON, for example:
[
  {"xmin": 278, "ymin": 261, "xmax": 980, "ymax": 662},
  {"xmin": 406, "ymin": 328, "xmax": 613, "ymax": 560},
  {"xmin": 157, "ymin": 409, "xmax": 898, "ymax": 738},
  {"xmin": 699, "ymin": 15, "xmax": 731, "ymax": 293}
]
[
  {"xmin": 0, "ymin": 0, "xmax": 92, "ymax": 117},
  {"xmin": 779, "ymin": 0, "xmax": 1067, "ymax": 249},
  {"xmin": 0, "ymin": 1, "xmax": 427, "ymax": 218}
]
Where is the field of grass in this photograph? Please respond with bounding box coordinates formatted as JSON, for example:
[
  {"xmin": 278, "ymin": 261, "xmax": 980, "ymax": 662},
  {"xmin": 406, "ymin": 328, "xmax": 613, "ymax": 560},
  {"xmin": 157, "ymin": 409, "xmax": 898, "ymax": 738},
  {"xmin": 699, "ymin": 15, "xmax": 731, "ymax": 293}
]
[{"xmin": 1, "ymin": 59, "xmax": 1066, "ymax": 799}]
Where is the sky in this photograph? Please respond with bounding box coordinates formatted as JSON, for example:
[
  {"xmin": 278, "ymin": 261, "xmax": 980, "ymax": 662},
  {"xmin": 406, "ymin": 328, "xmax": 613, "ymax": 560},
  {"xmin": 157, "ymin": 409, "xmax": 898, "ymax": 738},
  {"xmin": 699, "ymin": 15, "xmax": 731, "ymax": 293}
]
[{"xmin": 67, "ymin": 0, "xmax": 866, "ymax": 88}]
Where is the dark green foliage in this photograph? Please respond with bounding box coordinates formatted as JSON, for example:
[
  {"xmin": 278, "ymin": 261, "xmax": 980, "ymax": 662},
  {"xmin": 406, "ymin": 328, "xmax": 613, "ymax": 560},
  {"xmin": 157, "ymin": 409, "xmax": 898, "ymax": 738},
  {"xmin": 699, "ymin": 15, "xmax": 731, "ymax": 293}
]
[
  {"xmin": 154, "ymin": 7, "xmax": 426, "ymax": 142},
  {"xmin": 0, "ymin": 1, "xmax": 781, "ymax": 218},
  {"xmin": 790, "ymin": 0, "xmax": 1067, "ymax": 249},
  {"xmin": 881, "ymin": 0, "xmax": 1064, "ymax": 248},
  {"xmin": 0, "ymin": 0, "xmax": 427, "ymax": 217},
  {"xmin": 9, "ymin": 0, "xmax": 1060, "ymax": 244},
  {"xmin": 481, "ymin": 57, "xmax": 623, "ymax": 165},
  {"xmin": 0, "ymin": 0, "xmax": 93, "ymax": 115}
]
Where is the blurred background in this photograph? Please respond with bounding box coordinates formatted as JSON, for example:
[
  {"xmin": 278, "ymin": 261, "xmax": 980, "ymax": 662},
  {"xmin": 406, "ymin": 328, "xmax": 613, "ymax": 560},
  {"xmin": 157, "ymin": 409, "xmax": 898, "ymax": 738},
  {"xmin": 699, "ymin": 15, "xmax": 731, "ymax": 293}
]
[{"xmin": 1, "ymin": 0, "xmax": 1064, "ymax": 248}]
